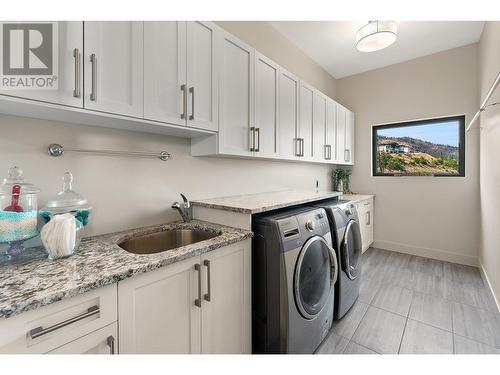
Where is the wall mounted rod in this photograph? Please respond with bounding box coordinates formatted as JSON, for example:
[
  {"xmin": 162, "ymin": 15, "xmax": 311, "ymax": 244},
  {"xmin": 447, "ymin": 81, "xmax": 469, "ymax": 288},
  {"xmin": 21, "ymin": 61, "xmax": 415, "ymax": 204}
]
[
  {"xmin": 466, "ymin": 71, "xmax": 500, "ymax": 132},
  {"xmin": 47, "ymin": 143, "xmax": 171, "ymax": 161}
]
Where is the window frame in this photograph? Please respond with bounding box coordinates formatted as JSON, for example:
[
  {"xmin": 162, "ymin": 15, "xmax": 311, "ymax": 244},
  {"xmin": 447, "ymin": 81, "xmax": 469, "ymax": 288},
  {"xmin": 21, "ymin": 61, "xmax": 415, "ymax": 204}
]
[{"xmin": 372, "ymin": 115, "xmax": 466, "ymax": 177}]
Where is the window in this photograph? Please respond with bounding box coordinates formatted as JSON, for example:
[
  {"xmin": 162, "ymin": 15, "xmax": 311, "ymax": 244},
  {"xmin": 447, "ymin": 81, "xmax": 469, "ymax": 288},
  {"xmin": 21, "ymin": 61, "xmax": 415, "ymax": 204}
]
[{"xmin": 372, "ymin": 115, "xmax": 465, "ymax": 177}]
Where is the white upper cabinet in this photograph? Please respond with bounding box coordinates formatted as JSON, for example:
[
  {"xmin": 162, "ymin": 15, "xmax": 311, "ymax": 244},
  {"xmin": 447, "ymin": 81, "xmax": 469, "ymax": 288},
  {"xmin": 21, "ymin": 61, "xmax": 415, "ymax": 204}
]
[
  {"xmin": 254, "ymin": 52, "xmax": 279, "ymax": 158},
  {"xmin": 335, "ymin": 103, "xmax": 346, "ymax": 163},
  {"xmin": 217, "ymin": 31, "xmax": 254, "ymax": 156},
  {"xmin": 313, "ymin": 91, "xmax": 328, "ymax": 162},
  {"xmin": 186, "ymin": 21, "xmax": 218, "ymax": 131},
  {"xmin": 84, "ymin": 22, "xmax": 143, "ymax": 117},
  {"xmin": 278, "ymin": 69, "xmax": 299, "ymax": 160},
  {"xmin": 0, "ymin": 22, "xmax": 83, "ymax": 107},
  {"xmin": 326, "ymin": 99, "xmax": 337, "ymax": 163},
  {"xmin": 345, "ymin": 110, "xmax": 354, "ymax": 164},
  {"xmin": 298, "ymin": 81, "xmax": 314, "ymax": 160},
  {"xmin": 144, "ymin": 21, "xmax": 186, "ymax": 126}
]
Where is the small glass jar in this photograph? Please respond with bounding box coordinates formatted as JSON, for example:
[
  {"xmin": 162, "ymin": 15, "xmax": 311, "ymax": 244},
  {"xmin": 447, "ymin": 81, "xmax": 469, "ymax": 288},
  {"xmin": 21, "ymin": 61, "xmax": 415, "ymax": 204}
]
[
  {"xmin": 0, "ymin": 166, "xmax": 40, "ymax": 258},
  {"xmin": 40, "ymin": 172, "xmax": 92, "ymax": 260}
]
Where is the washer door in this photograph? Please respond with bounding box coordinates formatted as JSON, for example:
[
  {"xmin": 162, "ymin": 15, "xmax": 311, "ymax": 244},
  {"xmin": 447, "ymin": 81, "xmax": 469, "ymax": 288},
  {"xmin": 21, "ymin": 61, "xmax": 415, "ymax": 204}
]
[
  {"xmin": 294, "ymin": 236, "xmax": 338, "ymax": 320},
  {"xmin": 341, "ymin": 219, "xmax": 362, "ymax": 280}
]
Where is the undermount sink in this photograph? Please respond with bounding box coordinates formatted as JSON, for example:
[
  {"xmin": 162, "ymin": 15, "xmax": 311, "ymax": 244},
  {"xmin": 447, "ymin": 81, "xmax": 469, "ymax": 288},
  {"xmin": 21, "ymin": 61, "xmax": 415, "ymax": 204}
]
[{"xmin": 119, "ymin": 228, "xmax": 219, "ymax": 255}]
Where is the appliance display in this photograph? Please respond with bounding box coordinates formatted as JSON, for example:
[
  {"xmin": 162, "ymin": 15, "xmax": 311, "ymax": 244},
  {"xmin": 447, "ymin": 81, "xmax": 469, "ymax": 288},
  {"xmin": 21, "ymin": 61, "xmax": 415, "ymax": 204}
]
[
  {"xmin": 252, "ymin": 206, "xmax": 338, "ymax": 353},
  {"xmin": 311, "ymin": 198, "xmax": 362, "ymax": 319}
]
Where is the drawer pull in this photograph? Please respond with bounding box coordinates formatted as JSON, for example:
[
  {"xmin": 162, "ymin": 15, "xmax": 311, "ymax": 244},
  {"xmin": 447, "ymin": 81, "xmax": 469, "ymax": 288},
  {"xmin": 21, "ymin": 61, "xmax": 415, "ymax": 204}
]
[
  {"xmin": 107, "ymin": 335, "xmax": 115, "ymax": 354},
  {"xmin": 29, "ymin": 305, "xmax": 100, "ymax": 340}
]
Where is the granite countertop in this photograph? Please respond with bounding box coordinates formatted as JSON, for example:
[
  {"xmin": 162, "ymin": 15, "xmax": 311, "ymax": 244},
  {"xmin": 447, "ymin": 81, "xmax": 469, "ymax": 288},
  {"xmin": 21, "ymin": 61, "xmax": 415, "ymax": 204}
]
[
  {"xmin": 342, "ymin": 193, "xmax": 375, "ymax": 203},
  {"xmin": 0, "ymin": 220, "xmax": 252, "ymax": 319},
  {"xmin": 192, "ymin": 190, "xmax": 343, "ymax": 214}
]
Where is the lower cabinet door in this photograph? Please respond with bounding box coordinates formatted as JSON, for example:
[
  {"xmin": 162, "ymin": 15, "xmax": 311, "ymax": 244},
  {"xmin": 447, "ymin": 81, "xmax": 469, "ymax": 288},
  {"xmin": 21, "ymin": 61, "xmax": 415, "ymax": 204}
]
[
  {"xmin": 200, "ymin": 240, "xmax": 251, "ymax": 354},
  {"xmin": 118, "ymin": 256, "xmax": 201, "ymax": 354},
  {"xmin": 47, "ymin": 323, "xmax": 117, "ymax": 354}
]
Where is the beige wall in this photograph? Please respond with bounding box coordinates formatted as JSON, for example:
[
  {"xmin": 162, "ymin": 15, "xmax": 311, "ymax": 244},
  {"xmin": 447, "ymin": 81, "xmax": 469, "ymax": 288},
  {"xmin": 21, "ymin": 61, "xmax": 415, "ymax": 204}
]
[
  {"xmin": 478, "ymin": 22, "xmax": 500, "ymax": 307},
  {"xmin": 215, "ymin": 21, "xmax": 337, "ymax": 99},
  {"xmin": 0, "ymin": 116, "xmax": 332, "ymax": 239},
  {"xmin": 337, "ymin": 44, "xmax": 480, "ymax": 266}
]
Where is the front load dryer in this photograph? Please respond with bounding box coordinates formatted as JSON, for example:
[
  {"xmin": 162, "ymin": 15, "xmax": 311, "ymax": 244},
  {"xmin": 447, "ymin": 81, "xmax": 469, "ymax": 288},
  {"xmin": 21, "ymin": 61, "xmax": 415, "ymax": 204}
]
[{"xmin": 252, "ymin": 206, "xmax": 338, "ymax": 354}]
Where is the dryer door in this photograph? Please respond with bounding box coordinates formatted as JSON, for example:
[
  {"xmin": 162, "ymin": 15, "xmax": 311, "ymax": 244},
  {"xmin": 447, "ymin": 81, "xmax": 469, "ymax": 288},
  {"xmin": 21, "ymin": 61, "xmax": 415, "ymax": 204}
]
[
  {"xmin": 294, "ymin": 236, "xmax": 338, "ymax": 320},
  {"xmin": 341, "ymin": 219, "xmax": 362, "ymax": 280}
]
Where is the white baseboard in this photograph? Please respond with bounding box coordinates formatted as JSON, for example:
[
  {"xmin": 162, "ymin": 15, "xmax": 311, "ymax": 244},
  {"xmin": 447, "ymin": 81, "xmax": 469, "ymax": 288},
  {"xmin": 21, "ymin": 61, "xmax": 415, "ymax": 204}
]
[
  {"xmin": 479, "ymin": 263, "xmax": 500, "ymax": 314},
  {"xmin": 373, "ymin": 240, "xmax": 479, "ymax": 267}
]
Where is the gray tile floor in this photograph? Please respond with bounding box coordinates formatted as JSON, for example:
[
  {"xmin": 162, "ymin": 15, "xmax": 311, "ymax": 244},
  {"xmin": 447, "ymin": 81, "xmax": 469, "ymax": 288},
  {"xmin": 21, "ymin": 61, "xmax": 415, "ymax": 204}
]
[{"xmin": 316, "ymin": 247, "xmax": 500, "ymax": 354}]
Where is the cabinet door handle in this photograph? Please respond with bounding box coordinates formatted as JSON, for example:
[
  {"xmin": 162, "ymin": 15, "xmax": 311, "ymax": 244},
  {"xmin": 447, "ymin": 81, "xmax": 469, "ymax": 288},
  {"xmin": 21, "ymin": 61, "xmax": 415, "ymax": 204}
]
[
  {"xmin": 29, "ymin": 305, "xmax": 100, "ymax": 340},
  {"xmin": 73, "ymin": 48, "xmax": 80, "ymax": 98},
  {"xmin": 189, "ymin": 86, "xmax": 195, "ymax": 120},
  {"xmin": 194, "ymin": 263, "xmax": 202, "ymax": 308},
  {"xmin": 344, "ymin": 149, "xmax": 350, "ymax": 162},
  {"xmin": 203, "ymin": 260, "xmax": 211, "ymax": 302},
  {"xmin": 367, "ymin": 211, "xmax": 371, "ymax": 226},
  {"xmin": 295, "ymin": 138, "xmax": 300, "ymax": 156},
  {"xmin": 106, "ymin": 335, "xmax": 115, "ymax": 354},
  {"xmin": 90, "ymin": 53, "xmax": 97, "ymax": 101},
  {"xmin": 255, "ymin": 128, "xmax": 260, "ymax": 152},
  {"xmin": 180, "ymin": 84, "xmax": 187, "ymax": 119},
  {"xmin": 300, "ymin": 138, "xmax": 305, "ymax": 157},
  {"xmin": 324, "ymin": 145, "xmax": 332, "ymax": 160},
  {"xmin": 250, "ymin": 127, "xmax": 255, "ymax": 152}
]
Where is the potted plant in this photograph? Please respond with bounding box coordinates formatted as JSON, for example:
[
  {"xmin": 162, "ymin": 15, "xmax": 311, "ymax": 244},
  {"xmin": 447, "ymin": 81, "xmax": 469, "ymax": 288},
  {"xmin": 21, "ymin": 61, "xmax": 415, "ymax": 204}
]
[{"xmin": 332, "ymin": 168, "xmax": 352, "ymax": 193}]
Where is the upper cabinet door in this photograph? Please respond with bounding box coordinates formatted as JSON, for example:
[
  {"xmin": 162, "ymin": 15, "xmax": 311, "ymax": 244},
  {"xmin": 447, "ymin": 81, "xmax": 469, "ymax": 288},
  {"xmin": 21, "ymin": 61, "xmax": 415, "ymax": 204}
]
[
  {"xmin": 254, "ymin": 52, "xmax": 279, "ymax": 158},
  {"xmin": 186, "ymin": 21, "xmax": 218, "ymax": 131},
  {"xmin": 326, "ymin": 99, "xmax": 337, "ymax": 163},
  {"xmin": 200, "ymin": 242, "xmax": 251, "ymax": 354},
  {"xmin": 336, "ymin": 104, "xmax": 346, "ymax": 163},
  {"xmin": 217, "ymin": 31, "xmax": 254, "ymax": 156},
  {"xmin": 298, "ymin": 81, "xmax": 314, "ymax": 160},
  {"xmin": 278, "ymin": 69, "xmax": 299, "ymax": 160},
  {"xmin": 345, "ymin": 110, "xmax": 354, "ymax": 164},
  {"xmin": 144, "ymin": 21, "xmax": 186, "ymax": 126},
  {"xmin": 313, "ymin": 91, "xmax": 327, "ymax": 162},
  {"xmin": 118, "ymin": 256, "xmax": 201, "ymax": 354},
  {"xmin": 84, "ymin": 22, "xmax": 143, "ymax": 117},
  {"xmin": 0, "ymin": 22, "xmax": 83, "ymax": 107}
]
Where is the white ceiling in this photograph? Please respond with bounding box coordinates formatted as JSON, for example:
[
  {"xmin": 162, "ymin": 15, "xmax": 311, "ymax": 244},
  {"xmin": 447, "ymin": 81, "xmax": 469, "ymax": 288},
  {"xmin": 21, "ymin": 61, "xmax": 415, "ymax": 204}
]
[{"xmin": 270, "ymin": 21, "xmax": 485, "ymax": 78}]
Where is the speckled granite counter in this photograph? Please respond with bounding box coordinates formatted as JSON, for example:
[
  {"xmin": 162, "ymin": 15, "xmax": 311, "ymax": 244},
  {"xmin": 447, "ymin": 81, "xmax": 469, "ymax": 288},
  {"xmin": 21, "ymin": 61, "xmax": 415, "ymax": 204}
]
[
  {"xmin": 341, "ymin": 194, "xmax": 375, "ymax": 203},
  {"xmin": 0, "ymin": 220, "xmax": 252, "ymax": 319},
  {"xmin": 192, "ymin": 190, "xmax": 342, "ymax": 214}
]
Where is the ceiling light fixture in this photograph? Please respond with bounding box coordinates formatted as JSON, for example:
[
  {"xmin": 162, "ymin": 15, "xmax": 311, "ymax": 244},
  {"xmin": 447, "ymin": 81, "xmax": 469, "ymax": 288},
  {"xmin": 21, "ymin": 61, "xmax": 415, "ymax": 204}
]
[{"xmin": 356, "ymin": 21, "xmax": 397, "ymax": 52}]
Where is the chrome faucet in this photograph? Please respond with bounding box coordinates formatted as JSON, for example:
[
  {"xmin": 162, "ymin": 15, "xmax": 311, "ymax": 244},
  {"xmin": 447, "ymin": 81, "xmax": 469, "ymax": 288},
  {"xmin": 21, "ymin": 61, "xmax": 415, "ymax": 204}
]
[{"xmin": 172, "ymin": 193, "xmax": 192, "ymax": 222}]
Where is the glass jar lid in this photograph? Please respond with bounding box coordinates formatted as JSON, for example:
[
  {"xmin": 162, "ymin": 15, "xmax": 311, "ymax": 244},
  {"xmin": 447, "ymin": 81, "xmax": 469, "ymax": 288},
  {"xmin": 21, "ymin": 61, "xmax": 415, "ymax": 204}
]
[
  {"xmin": 0, "ymin": 166, "xmax": 40, "ymax": 195},
  {"xmin": 43, "ymin": 172, "xmax": 92, "ymax": 213}
]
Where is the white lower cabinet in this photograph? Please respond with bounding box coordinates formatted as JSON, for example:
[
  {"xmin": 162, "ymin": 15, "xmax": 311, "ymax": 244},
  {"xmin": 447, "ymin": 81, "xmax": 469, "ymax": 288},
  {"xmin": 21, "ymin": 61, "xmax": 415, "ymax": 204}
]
[
  {"xmin": 118, "ymin": 240, "xmax": 251, "ymax": 354},
  {"xmin": 356, "ymin": 198, "xmax": 374, "ymax": 252},
  {"xmin": 48, "ymin": 322, "xmax": 117, "ymax": 354}
]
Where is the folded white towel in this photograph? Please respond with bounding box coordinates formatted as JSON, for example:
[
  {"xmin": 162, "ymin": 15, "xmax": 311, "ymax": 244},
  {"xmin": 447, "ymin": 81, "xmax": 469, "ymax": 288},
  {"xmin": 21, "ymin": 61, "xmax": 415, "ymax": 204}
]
[{"xmin": 41, "ymin": 213, "xmax": 77, "ymax": 259}]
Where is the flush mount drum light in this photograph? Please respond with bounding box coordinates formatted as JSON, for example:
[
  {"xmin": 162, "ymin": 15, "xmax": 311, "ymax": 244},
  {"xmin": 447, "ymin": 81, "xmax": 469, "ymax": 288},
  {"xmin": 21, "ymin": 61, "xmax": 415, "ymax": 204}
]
[{"xmin": 356, "ymin": 21, "xmax": 397, "ymax": 52}]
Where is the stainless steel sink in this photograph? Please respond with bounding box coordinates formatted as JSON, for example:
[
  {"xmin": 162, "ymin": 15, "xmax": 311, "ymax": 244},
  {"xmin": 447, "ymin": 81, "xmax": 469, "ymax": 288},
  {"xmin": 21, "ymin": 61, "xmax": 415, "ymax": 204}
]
[{"xmin": 119, "ymin": 229, "xmax": 219, "ymax": 255}]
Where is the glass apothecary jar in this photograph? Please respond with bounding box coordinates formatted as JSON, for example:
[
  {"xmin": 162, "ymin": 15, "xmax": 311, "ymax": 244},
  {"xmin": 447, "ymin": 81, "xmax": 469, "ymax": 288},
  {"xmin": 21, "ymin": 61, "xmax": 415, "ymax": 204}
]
[
  {"xmin": 0, "ymin": 166, "xmax": 40, "ymax": 258},
  {"xmin": 40, "ymin": 172, "xmax": 92, "ymax": 260}
]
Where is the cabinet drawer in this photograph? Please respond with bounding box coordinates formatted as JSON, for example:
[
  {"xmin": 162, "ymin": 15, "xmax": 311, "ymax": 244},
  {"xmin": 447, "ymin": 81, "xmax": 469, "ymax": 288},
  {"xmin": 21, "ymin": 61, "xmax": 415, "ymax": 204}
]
[
  {"xmin": 356, "ymin": 199, "xmax": 373, "ymax": 215},
  {"xmin": 47, "ymin": 322, "xmax": 117, "ymax": 354},
  {"xmin": 0, "ymin": 284, "xmax": 117, "ymax": 354}
]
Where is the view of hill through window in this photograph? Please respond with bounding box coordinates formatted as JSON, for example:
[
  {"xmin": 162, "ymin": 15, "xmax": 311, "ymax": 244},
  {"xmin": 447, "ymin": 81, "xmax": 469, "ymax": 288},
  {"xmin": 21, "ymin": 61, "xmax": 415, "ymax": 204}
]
[{"xmin": 373, "ymin": 116, "xmax": 465, "ymax": 176}]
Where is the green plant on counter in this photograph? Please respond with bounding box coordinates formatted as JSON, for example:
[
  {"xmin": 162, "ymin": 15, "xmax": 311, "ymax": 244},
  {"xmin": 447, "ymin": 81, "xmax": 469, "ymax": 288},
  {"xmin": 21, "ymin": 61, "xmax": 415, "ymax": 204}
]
[{"xmin": 332, "ymin": 168, "xmax": 352, "ymax": 193}]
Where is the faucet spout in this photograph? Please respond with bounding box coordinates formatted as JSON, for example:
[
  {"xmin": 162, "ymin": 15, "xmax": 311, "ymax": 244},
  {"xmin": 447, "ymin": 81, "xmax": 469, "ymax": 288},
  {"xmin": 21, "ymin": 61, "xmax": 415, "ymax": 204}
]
[{"xmin": 172, "ymin": 193, "xmax": 192, "ymax": 222}]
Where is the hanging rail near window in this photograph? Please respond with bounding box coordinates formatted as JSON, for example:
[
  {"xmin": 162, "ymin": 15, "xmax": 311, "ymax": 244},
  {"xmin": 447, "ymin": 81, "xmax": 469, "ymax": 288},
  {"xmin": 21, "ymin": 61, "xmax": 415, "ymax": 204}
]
[
  {"xmin": 466, "ymin": 71, "xmax": 500, "ymax": 132},
  {"xmin": 47, "ymin": 143, "xmax": 171, "ymax": 161}
]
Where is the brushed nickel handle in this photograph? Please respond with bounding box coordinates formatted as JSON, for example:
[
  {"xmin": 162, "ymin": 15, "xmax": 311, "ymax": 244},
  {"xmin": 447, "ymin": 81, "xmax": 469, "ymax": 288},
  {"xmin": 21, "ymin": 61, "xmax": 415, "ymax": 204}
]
[
  {"xmin": 29, "ymin": 305, "xmax": 100, "ymax": 340},
  {"xmin": 73, "ymin": 48, "xmax": 80, "ymax": 98},
  {"xmin": 324, "ymin": 145, "xmax": 332, "ymax": 160},
  {"xmin": 106, "ymin": 335, "xmax": 115, "ymax": 354},
  {"xmin": 295, "ymin": 138, "xmax": 300, "ymax": 156},
  {"xmin": 189, "ymin": 86, "xmax": 194, "ymax": 120},
  {"xmin": 255, "ymin": 128, "xmax": 260, "ymax": 152},
  {"xmin": 180, "ymin": 84, "xmax": 187, "ymax": 119},
  {"xmin": 367, "ymin": 211, "xmax": 371, "ymax": 226},
  {"xmin": 299, "ymin": 138, "xmax": 305, "ymax": 157},
  {"xmin": 203, "ymin": 260, "xmax": 211, "ymax": 302},
  {"xmin": 250, "ymin": 127, "xmax": 255, "ymax": 152},
  {"xmin": 90, "ymin": 53, "xmax": 97, "ymax": 101},
  {"xmin": 344, "ymin": 149, "xmax": 349, "ymax": 162},
  {"xmin": 194, "ymin": 263, "xmax": 202, "ymax": 308}
]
